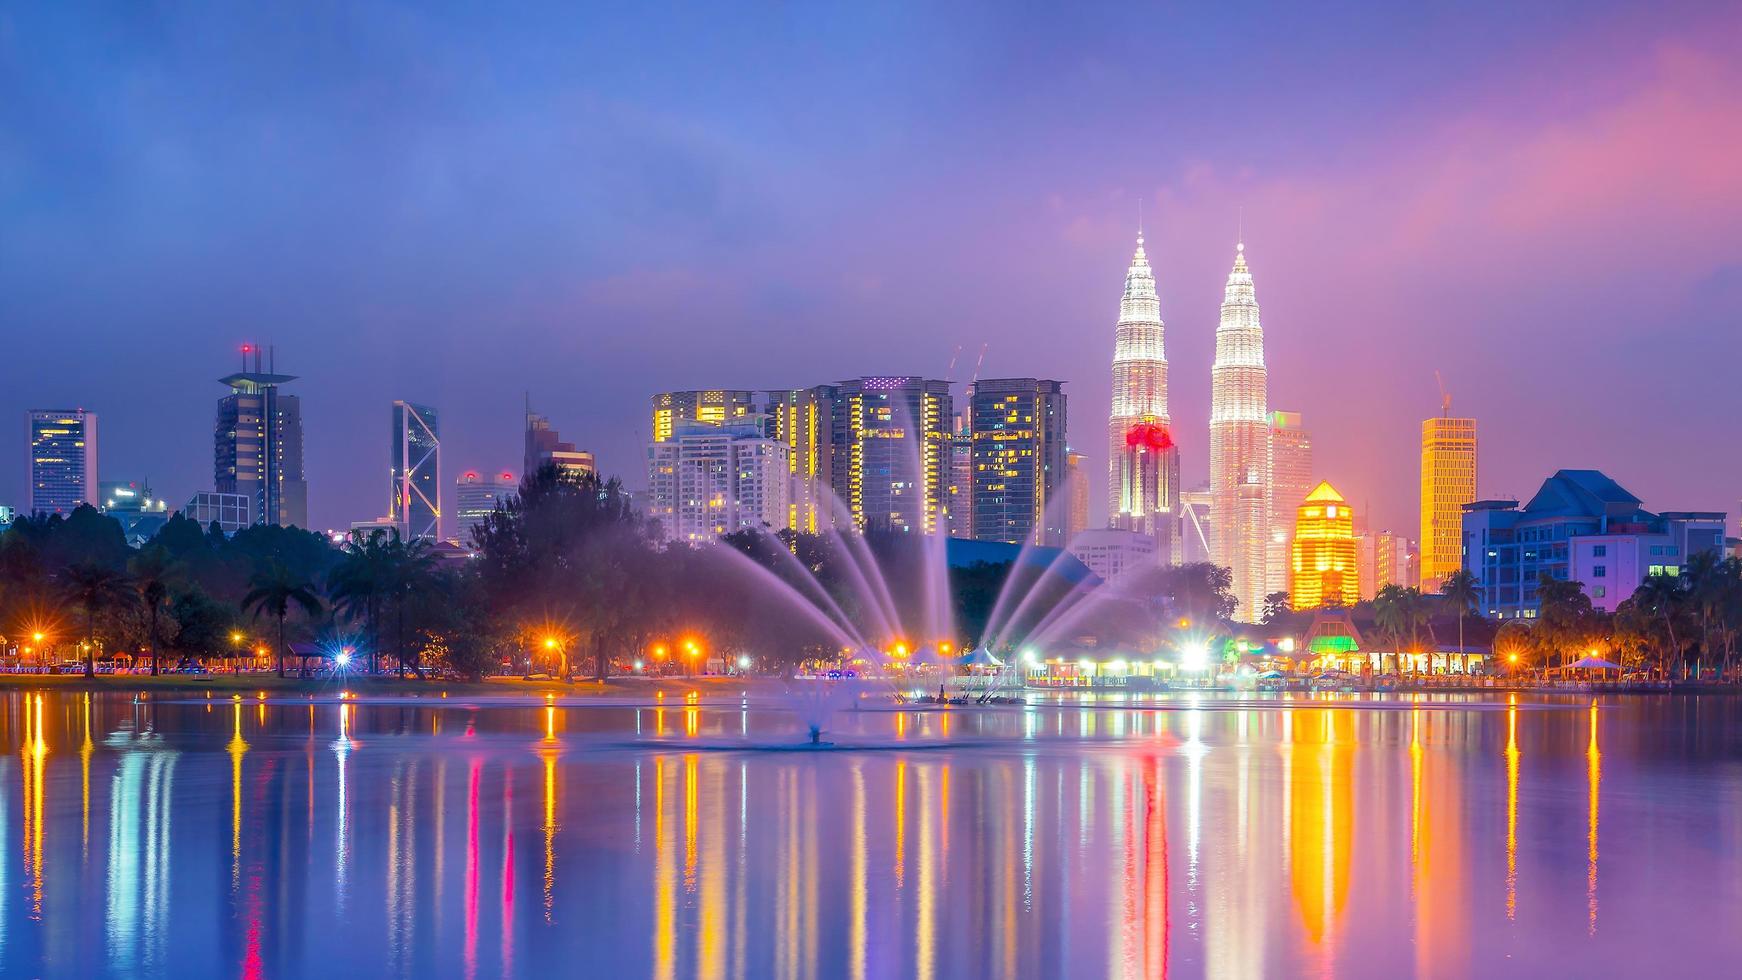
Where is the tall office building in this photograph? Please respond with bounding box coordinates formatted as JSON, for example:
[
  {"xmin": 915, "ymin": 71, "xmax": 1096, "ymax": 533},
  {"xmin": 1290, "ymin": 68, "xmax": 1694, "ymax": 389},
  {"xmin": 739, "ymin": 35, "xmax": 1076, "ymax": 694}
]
[
  {"xmin": 948, "ymin": 430, "xmax": 974, "ymax": 538},
  {"xmin": 1290, "ymin": 481, "xmax": 1360, "ymax": 609},
  {"xmin": 456, "ymin": 471, "xmax": 516, "ymax": 542},
  {"xmin": 1374, "ymin": 530, "xmax": 1418, "ymax": 590},
  {"xmin": 650, "ymin": 390, "xmax": 759, "ymax": 443},
  {"xmin": 767, "ymin": 386, "xmax": 838, "ymax": 534},
  {"xmin": 389, "ymin": 401, "xmax": 441, "ymax": 542},
  {"xmin": 647, "ymin": 422, "xmax": 789, "ymax": 543},
  {"xmin": 1267, "ymin": 411, "xmax": 1313, "ymax": 597},
  {"xmin": 1107, "ymin": 232, "xmax": 1180, "ymax": 560},
  {"xmin": 1064, "ymin": 450, "xmax": 1090, "ymax": 542},
  {"xmin": 1209, "ymin": 242, "xmax": 1271, "ymax": 621},
  {"xmin": 524, "ymin": 408, "xmax": 597, "ymax": 481},
  {"xmin": 831, "ymin": 377, "xmax": 952, "ymax": 534},
  {"xmin": 216, "ymin": 350, "xmax": 307, "ymax": 528},
  {"xmin": 1421, "ymin": 414, "xmax": 1478, "ymax": 591},
  {"xmin": 969, "ymin": 379, "xmax": 1067, "ymax": 546},
  {"xmin": 27, "ymin": 408, "xmax": 98, "ymax": 515}
]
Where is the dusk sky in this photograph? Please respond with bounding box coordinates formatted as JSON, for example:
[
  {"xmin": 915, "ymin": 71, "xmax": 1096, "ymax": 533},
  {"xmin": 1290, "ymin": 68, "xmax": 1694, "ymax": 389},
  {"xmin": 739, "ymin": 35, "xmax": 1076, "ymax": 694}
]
[{"xmin": 2, "ymin": 1, "xmax": 1738, "ymax": 534}]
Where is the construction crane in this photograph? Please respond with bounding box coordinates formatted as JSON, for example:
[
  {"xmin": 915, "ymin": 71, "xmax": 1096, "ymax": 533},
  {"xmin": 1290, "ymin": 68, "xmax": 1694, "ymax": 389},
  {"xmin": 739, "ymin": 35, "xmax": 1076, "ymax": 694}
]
[
  {"xmin": 1435, "ymin": 371, "xmax": 1451, "ymax": 417},
  {"xmin": 944, "ymin": 344, "xmax": 963, "ymax": 383},
  {"xmin": 969, "ymin": 343, "xmax": 988, "ymax": 387}
]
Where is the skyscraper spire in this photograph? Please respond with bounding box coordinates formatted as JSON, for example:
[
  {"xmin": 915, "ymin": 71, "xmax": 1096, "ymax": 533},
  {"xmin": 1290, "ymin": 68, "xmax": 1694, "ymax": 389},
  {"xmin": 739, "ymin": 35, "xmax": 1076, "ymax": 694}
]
[
  {"xmin": 1108, "ymin": 231, "xmax": 1181, "ymax": 561},
  {"xmin": 1210, "ymin": 238, "xmax": 1270, "ymax": 621}
]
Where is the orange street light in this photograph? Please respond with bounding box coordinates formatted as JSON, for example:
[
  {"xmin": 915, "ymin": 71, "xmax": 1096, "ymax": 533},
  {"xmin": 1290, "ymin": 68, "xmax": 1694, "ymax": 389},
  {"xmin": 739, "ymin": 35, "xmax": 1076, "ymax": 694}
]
[
  {"xmin": 543, "ymin": 637, "xmax": 559, "ymax": 650},
  {"xmin": 653, "ymin": 644, "xmax": 668, "ymax": 659}
]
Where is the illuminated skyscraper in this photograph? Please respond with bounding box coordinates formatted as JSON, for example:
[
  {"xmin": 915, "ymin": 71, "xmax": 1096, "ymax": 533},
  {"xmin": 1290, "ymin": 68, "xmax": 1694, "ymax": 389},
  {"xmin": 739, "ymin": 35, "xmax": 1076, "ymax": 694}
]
[
  {"xmin": 1267, "ymin": 411, "xmax": 1313, "ymax": 596},
  {"xmin": 647, "ymin": 421, "xmax": 789, "ymax": 543},
  {"xmin": 767, "ymin": 386, "xmax": 838, "ymax": 533},
  {"xmin": 1064, "ymin": 450, "xmax": 1089, "ymax": 542},
  {"xmin": 455, "ymin": 471, "xmax": 515, "ymax": 543},
  {"xmin": 1107, "ymin": 232, "xmax": 1180, "ymax": 559},
  {"xmin": 27, "ymin": 409, "xmax": 97, "ymax": 515},
  {"xmin": 389, "ymin": 401, "xmax": 441, "ymax": 542},
  {"xmin": 831, "ymin": 377, "xmax": 952, "ymax": 534},
  {"xmin": 523, "ymin": 408, "xmax": 596, "ymax": 481},
  {"xmin": 1421, "ymin": 415, "xmax": 1478, "ymax": 591},
  {"xmin": 969, "ymin": 378, "xmax": 1067, "ymax": 546},
  {"xmin": 215, "ymin": 348, "xmax": 306, "ymax": 528},
  {"xmin": 650, "ymin": 390, "xmax": 759, "ymax": 443},
  {"xmin": 1374, "ymin": 529, "xmax": 1418, "ymax": 590},
  {"xmin": 1291, "ymin": 481, "xmax": 1360, "ymax": 609},
  {"xmin": 1210, "ymin": 241, "xmax": 1270, "ymax": 621}
]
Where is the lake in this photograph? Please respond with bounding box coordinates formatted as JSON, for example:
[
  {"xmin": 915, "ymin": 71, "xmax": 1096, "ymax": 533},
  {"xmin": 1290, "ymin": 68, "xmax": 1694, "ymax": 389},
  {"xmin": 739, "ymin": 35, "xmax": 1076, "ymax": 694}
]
[{"xmin": 0, "ymin": 687, "xmax": 1738, "ymax": 978}]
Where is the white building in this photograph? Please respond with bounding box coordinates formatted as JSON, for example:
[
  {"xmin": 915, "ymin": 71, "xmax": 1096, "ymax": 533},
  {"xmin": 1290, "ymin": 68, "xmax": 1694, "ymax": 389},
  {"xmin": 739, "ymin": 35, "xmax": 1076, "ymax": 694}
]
[
  {"xmin": 1209, "ymin": 242, "xmax": 1270, "ymax": 622},
  {"xmin": 184, "ymin": 491, "xmax": 252, "ymax": 534},
  {"xmin": 647, "ymin": 422, "xmax": 790, "ymax": 544},
  {"xmin": 1106, "ymin": 232, "xmax": 1181, "ymax": 560},
  {"xmin": 1068, "ymin": 528, "xmax": 1158, "ymax": 583},
  {"xmin": 455, "ymin": 471, "xmax": 516, "ymax": 543}
]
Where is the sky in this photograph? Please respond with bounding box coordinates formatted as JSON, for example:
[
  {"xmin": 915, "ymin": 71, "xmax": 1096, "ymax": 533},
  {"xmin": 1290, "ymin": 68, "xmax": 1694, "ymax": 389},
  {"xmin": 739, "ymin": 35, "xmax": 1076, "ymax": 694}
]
[{"xmin": 2, "ymin": 1, "xmax": 1739, "ymax": 535}]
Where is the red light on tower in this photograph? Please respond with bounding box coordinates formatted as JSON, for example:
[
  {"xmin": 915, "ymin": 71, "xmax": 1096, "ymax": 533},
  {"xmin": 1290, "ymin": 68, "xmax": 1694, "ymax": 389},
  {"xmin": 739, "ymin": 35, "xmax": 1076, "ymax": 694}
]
[
  {"xmin": 241, "ymin": 344, "xmax": 253, "ymax": 353},
  {"xmin": 1124, "ymin": 422, "xmax": 1173, "ymax": 452}
]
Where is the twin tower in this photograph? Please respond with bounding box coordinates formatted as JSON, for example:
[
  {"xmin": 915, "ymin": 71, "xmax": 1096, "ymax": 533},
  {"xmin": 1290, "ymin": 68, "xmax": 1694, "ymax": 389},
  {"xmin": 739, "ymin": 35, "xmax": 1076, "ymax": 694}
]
[{"xmin": 1108, "ymin": 233, "xmax": 1273, "ymax": 621}]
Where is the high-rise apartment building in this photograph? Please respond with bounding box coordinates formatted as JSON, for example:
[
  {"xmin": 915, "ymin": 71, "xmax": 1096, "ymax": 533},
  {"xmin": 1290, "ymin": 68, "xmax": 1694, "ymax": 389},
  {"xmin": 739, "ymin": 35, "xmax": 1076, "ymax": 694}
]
[
  {"xmin": 646, "ymin": 422, "xmax": 789, "ymax": 543},
  {"xmin": 524, "ymin": 409, "xmax": 597, "ymax": 481},
  {"xmin": 1267, "ymin": 411, "xmax": 1312, "ymax": 597},
  {"xmin": 969, "ymin": 379, "xmax": 1067, "ymax": 546},
  {"xmin": 1209, "ymin": 242, "xmax": 1271, "ymax": 621},
  {"xmin": 1064, "ymin": 450, "xmax": 1089, "ymax": 542},
  {"xmin": 1290, "ymin": 481, "xmax": 1360, "ymax": 609},
  {"xmin": 456, "ymin": 471, "xmax": 516, "ymax": 543},
  {"xmin": 767, "ymin": 386, "xmax": 838, "ymax": 533},
  {"xmin": 948, "ymin": 430, "xmax": 974, "ymax": 538},
  {"xmin": 216, "ymin": 350, "xmax": 307, "ymax": 528},
  {"xmin": 650, "ymin": 390, "xmax": 759, "ymax": 443},
  {"xmin": 1421, "ymin": 414, "xmax": 1478, "ymax": 591},
  {"xmin": 831, "ymin": 377, "xmax": 952, "ymax": 534},
  {"xmin": 27, "ymin": 408, "xmax": 98, "ymax": 515},
  {"xmin": 390, "ymin": 401, "xmax": 441, "ymax": 542},
  {"xmin": 1107, "ymin": 233, "xmax": 1181, "ymax": 560}
]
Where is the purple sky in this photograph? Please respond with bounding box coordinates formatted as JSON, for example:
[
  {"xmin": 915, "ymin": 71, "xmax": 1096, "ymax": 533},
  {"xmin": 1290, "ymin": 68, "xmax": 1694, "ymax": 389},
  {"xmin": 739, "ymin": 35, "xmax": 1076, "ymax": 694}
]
[{"xmin": 2, "ymin": 2, "xmax": 1739, "ymax": 535}]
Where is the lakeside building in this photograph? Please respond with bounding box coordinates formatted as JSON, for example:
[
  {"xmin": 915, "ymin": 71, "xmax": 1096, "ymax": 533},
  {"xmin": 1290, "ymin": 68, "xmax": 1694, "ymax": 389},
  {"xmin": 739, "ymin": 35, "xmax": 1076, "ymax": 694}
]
[
  {"xmin": 1462, "ymin": 469, "xmax": 1726, "ymax": 618},
  {"xmin": 99, "ymin": 479, "xmax": 169, "ymax": 546},
  {"xmin": 970, "ymin": 378, "xmax": 1067, "ymax": 546},
  {"xmin": 650, "ymin": 390, "xmax": 759, "ymax": 443},
  {"xmin": 28, "ymin": 408, "xmax": 98, "ymax": 516},
  {"xmin": 456, "ymin": 471, "xmax": 516, "ymax": 543},
  {"xmin": 829, "ymin": 377, "xmax": 952, "ymax": 535},
  {"xmin": 1107, "ymin": 232, "xmax": 1181, "ymax": 563},
  {"xmin": 1267, "ymin": 410, "xmax": 1312, "ymax": 597},
  {"xmin": 1290, "ymin": 481, "xmax": 1360, "ymax": 609},
  {"xmin": 767, "ymin": 386, "xmax": 838, "ymax": 534},
  {"xmin": 390, "ymin": 401, "xmax": 441, "ymax": 542},
  {"xmin": 646, "ymin": 421, "xmax": 789, "ymax": 543},
  {"xmin": 216, "ymin": 348, "xmax": 307, "ymax": 528},
  {"xmin": 1064, "ymin": 450, "xmax": 1089, "ymax": 542},
  {"xmin": 1421, "ymin": 413, "xmax": 1477, "ymax": 591},
  {"xmin": 1067, "ymin": 527, "xmax": 1158, "ymax": 583},
  {"xmin": 1209, "ymin": 242, "xmax": 1271, "ymax": 622},
  {"xmin": 523, "ymin": 409, "xmax": 596, "ymax": 481}
]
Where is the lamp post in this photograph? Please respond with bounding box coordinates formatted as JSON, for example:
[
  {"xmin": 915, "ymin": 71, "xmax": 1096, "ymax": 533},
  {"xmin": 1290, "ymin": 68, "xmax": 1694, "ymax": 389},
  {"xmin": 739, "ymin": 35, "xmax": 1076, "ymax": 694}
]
[{"xmin": 683, "ymin": 639, "xmax": 701, "ymax": 677}]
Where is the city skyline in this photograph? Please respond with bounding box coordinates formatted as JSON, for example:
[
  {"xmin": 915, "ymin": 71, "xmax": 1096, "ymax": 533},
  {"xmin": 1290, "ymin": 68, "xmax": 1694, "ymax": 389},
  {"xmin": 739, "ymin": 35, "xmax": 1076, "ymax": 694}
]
[{"xmin": 2, "ymin": 3, "xmax": 1739, "ymax": 535}]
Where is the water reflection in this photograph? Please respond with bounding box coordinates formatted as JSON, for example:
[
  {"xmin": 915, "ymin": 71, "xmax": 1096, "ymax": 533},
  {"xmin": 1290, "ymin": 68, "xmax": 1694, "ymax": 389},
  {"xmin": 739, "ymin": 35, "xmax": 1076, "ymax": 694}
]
[{"xmin": 0, "ymin": 692, "xmax": 1728, "ymax": 975}]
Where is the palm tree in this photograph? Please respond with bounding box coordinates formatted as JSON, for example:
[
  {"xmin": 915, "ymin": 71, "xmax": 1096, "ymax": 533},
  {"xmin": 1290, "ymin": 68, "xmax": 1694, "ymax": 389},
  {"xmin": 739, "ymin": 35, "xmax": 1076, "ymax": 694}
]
[
  {"xmin": 385, "ymin": 535, "xmax": 439, "ymax": 677},
  {"xmin": 128, "ymin": 547, "xmax": 183, "ymax": 676},
  {"xmin": 242, "ymin": 561, "xmax": 324, "ymax": 678},
  {"xmin": 61, "ymin": 562, "xmax": 136, "ymax": 678},
  {"xmin": 1373, "ymin": 584, "xmax": 1410, "ymax": 675},
  {"xmin": 1439, "ymin": 569, "xmax": 1482, "ymax": 672},
  {"xmin": 1635, "ymin": 572, "xmax": 1691, "ymax": 678},
  {"xmin": 328, "ymin": 529, "xmax": 394, "ymax": 674}
]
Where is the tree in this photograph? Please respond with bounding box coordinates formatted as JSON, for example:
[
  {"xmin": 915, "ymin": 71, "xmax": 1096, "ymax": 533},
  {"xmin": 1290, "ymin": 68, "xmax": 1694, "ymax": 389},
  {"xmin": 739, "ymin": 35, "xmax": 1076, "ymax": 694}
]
[
  {"xmin": 1260, "ymin": 591, "xmax": 1292, "ymax": 626},
  {"xmin": 328, "ymin": 528, "xmax": 395, "ymax": 674},
  {"xmin": 128, "ymin": 547, "xmax": 183, "ymax": 675},
  {"xmin": 1372, "ymin": 584, "xmax": 1413, "ymax": 674},
  {"xmin": 61, "ymin": 562, "xmax": 136, "ymax": 677},
  {"xmin": 385, "ymin": 536, "xmax": 440, "ymax": 677},
  {"xmin": 1632, "ymin": 571, "xmax": 1692, "ymax": 677},
  {"xmin": 1532, "ymin": 574, "xmax": 1598, "ymax": 670},
  {"xmin": 1439, "ymin": 568, "xmax": 1483, "ymax": 666},
  {"xmin": 241, "ymin": 561, "xmax": 324, "ymax": 678}
]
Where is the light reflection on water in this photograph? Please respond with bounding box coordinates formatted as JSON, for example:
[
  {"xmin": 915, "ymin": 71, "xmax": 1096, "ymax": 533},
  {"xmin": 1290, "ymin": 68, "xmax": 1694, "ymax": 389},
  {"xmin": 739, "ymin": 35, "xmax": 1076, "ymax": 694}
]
[{"xmin": 0, "ymin": 691, "xmax": 1735, "ymax": 976}]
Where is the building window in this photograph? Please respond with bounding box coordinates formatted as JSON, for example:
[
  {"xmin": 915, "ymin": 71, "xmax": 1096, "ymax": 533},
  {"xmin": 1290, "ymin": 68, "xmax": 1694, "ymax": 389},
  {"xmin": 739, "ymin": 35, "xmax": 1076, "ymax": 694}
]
[
  {"xmin": 1593, "ymin": 586, "xmax": 1606, "ymax": 598},
  {"xmin": 1592, "ymin": 565, "xmax": 1606, "ymax": 577},
  {"xmin": 1592, "ymin": 545, "xmax": 1606, "ymax": 557}
]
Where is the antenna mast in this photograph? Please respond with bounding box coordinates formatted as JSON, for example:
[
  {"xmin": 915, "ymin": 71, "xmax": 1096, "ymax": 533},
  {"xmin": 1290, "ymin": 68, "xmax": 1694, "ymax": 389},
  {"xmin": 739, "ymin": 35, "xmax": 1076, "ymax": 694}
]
[{"xmin": 1435, "ymin": 371, "xmax": 1451, "ymax": 417}]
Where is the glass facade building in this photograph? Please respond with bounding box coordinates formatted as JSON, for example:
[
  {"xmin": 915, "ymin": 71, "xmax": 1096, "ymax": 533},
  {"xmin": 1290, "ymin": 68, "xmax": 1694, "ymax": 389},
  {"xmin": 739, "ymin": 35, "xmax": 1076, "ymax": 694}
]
[
  {"xmin": 969, "ymin": 378, "xmax": 1067, "ymax": 546},
  {"xmin": 216, "ymin": 355, "xmax": 307, "ymax": 528},
  {"xmin": 390, "ymin": 401, "xmax": 441, "ymax": 542},
  {"xmin": 1291, "ymin": 481, "xmax": 1361, "ymax": 609},
  {"xmin": 27, "ymin": 408, "xmax": 97, "ymax": 515}
]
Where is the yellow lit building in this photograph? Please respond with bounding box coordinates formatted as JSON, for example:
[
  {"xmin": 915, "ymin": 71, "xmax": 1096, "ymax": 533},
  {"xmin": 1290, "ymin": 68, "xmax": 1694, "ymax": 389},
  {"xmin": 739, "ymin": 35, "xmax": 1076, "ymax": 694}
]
[
  {"xmin": 1420, "ymin": 415, "xmax": 1477, "ymax": 591},
  {"xmin": 1291, "ymin": 481, "xmax": 1360, "ymax": 608},
  {"xmin": 767, "ymin": 386, "xmax": 836, "ymax": 533},
  {"xmin": 649, "ymin": 390, "xmax": 758, "ymax": 444}
]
